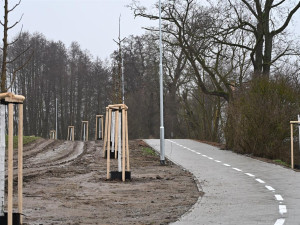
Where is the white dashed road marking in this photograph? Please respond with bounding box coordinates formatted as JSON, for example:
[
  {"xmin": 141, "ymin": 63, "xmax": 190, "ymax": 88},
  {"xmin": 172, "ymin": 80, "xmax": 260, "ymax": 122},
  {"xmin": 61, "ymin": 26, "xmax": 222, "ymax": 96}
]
[
  {"xmin": 275, "ymin": 195, "xmax": 283, "ymax": 201},
  {"xmin": 256, "ymin": 178, "xmax": 265, "ymax": 184},
  {"xmin": 166, "ymin": 139, "xmax": 287, "ymax": 224},
  {"xmin": 245, "ymin": 173, "xmax": 255, "ymax": 177},
  {"xmin": 274, "ymin": 218, "xmax": 285, "ymax": 225},
  {"xmin": 279, "ymin": 205, "xmax": 287, "ymax": 215},
  {"xmin": 265, "ymin": 185, "xmax": 275, "ymax": 191}
]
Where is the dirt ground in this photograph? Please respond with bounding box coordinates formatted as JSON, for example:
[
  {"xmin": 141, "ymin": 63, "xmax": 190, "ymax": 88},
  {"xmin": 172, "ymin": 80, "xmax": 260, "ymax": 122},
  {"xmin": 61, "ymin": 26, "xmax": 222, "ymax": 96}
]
[{"xmin": 9, "ymin": 139, "xmax": 201, "ymax": 225}]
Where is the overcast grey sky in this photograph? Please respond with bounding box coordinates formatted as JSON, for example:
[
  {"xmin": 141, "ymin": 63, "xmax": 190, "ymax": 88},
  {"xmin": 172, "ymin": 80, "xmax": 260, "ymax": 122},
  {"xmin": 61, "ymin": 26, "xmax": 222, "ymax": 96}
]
[
  {"xmin": 9, "ymin": 0, "xmax": 157, "ymax": 60},
  {"xmin": 7, "ymin": 0, "xmax": 300, "ymax": 61}
]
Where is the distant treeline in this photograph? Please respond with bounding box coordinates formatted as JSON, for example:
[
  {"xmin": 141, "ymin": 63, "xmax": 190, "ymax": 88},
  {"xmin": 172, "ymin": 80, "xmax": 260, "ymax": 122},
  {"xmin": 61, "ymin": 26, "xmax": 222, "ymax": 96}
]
[{"xmin": 3, "ymin": 0, "xmax": 300, "ymax": 165}]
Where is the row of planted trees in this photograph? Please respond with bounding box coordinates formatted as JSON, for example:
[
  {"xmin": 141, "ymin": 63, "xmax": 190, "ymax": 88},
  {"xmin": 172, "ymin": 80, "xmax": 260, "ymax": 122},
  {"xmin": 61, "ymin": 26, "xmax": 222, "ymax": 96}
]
[{"xmin": 2, "ymin": 0, "xmax": 300, "ymax": 165}]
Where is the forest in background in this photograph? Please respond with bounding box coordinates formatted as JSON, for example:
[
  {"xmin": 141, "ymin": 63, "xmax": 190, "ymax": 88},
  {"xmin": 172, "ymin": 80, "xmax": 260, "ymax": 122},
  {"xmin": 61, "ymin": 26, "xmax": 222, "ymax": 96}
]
[{"xmin": 2, "ymin": 0, "xmax": 300, "ymax": 164}]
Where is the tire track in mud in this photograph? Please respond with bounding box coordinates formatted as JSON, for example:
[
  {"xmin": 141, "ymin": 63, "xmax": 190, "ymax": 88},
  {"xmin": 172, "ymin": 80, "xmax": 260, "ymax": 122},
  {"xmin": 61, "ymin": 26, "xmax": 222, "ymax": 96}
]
[
  {"xmin": 11, "ymin": 139, "xmax": 86, "ymax": 179},
  {"xmin": 23, "ymin": 139, "xmax": 59, "ymax": 160}
]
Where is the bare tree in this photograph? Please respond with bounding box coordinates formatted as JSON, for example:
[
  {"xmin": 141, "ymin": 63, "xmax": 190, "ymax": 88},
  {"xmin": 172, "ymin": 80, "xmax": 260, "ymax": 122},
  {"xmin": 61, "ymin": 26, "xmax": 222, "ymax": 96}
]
[
  {"xmin": 130, "ymin": 0, "xmax": 249, "ymax": 102},
  {"xmin": 214, "ymin": 0, "xmax": 300, "ymax": 78},
  {"xmin": 1, "ymin": 0, "xmax": 32, "ymax": 92}
]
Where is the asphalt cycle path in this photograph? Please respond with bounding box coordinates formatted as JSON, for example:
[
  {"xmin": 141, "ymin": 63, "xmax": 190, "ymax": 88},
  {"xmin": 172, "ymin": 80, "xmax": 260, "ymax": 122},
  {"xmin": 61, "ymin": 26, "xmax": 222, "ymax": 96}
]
[{"xmin": 145, "ymin": 139, "xmax": 300, "ymax": 225}]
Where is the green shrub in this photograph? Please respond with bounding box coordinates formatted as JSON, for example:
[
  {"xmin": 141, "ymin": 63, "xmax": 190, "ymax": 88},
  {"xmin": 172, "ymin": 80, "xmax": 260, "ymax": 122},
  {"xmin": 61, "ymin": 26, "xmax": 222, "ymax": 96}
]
[
  {"xmin": 226, "ymin": 77, "xmax": 300, "ymax": 164},
  {"xmin": 5, "ymin": 135, "xmax": 39, "ymax": 148}
]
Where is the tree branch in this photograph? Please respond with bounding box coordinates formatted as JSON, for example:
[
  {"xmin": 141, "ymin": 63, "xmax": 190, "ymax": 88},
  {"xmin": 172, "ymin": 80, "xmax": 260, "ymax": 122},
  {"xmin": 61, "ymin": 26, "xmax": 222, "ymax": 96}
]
[
  {"xmin": 271, "ymin": 1, "xmax": 300, "ymax": 36},
  {"xmin": 7, "ymin": 50, "xmax": 34, "ymax": 91}
]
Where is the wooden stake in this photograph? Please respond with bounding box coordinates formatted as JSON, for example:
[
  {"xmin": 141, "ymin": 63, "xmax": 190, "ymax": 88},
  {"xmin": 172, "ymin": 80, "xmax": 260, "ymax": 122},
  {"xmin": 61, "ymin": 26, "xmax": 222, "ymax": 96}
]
[
  {"xmin": 107, "ymin": 108, "xmax": 112, "ymax": 179},
  {"xmin": 18, "ymin": 104, "xmax": 23, "ymax": 224},
  {"xmin": 115, "ymin": 110, "xmax": 119, "ymax": 159},
  {"xmin": 102, "ymin": 116, "xmax": 104, "ymax": 140},
  {"xmin": 8, "ymin": 103, "xmax": 13, "ymax": 225},
  {"xmin": 291, "ymin": 123, "xmax": 294, "ymax": 169},
  {"xmin": 86, "ymin": 122, "xmax": 89, "ymax": 141},
  {"xmin": 103, "ymin": 108, "xmax": 108, "ymax": 157},
  {"xmin": 122, "ymin": 108, "xmax": 126, "ymax": 181},
  {"xmin": 67, "ymin": 126, "xmax": 74, "ymax": 141},
  {"xmin": 81, "ymin": 121, "xmax": 89, "ymax": 141},
  {"xmin": 95, "ymin": 116, "xmax": 98, "ymax": 140},
  {"xmin": 125, "ymin": 110, "xmax": 130, "ymax": 171}
]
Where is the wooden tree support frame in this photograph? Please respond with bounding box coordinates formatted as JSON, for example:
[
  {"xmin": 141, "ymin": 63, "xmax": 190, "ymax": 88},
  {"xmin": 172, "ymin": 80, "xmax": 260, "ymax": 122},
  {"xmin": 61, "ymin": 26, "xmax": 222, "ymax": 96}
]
[
  {"xmin": 95, "ymin": 115, "xmax": 104, "ymax": 140},
  {"xmin": 290, "ymin": 121, "xmax": 300, "ymax": 169},
  {"xmin": 67, "ymin": 126, "xmax": 75, "ymax": 141},
  {"xmin": 49, "ymin": 130, "xmax": 56, "ymax": 140},
  {"xmin": 0, "ymin": 92, "xmax": 25, "ymax": 225},
  {"xmin": 81, "ymin": 121, "xmax": 89, "ymax": 142},
  {"xmin": 103, "ymin": 104, "xmax": 130, "ymax": 182}
]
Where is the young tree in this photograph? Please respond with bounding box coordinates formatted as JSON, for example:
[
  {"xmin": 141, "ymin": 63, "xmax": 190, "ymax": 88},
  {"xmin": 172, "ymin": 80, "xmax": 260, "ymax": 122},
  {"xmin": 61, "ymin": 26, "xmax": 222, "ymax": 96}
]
[{"xmin": 0, "ymin": 0, "xmax": 30, "ymax": 216}]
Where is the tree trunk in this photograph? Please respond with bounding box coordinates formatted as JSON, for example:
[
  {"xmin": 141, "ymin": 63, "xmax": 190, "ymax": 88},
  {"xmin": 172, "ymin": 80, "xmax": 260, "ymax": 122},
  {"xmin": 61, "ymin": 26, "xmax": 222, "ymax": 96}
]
[{"xmin": 0, "ymin": 105, "xmax": 5, "ymax": 216}]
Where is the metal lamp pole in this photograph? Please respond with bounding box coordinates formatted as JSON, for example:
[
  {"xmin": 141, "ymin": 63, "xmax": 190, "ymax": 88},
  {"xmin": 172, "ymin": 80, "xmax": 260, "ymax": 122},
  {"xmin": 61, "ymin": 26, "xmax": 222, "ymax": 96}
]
[{"xmin": 159, "ymin": 0, "xmax": 165, "ymax": 165}]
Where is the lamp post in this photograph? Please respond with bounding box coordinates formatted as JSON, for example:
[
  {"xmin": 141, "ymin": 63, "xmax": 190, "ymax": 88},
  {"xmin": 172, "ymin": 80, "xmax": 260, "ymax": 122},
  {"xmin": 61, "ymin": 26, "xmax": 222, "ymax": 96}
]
[{"xmin": 159, "ymin": 0, "xmax": 165, "ymax": 165}]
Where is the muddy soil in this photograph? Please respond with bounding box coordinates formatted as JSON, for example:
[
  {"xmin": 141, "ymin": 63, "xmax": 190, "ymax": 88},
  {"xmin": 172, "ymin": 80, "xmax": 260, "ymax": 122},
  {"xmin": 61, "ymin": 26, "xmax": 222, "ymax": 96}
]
[{"xmin": 9, "ymin": 139, "xmax": 201, "ymax": 225}]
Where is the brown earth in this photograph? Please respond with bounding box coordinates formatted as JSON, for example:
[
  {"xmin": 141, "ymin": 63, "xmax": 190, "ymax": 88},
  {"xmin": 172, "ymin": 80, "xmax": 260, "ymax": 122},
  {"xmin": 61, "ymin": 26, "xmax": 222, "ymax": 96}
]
[{"xmin": 8, "ymin": 139, "xmax": 201, "ymax": 225}]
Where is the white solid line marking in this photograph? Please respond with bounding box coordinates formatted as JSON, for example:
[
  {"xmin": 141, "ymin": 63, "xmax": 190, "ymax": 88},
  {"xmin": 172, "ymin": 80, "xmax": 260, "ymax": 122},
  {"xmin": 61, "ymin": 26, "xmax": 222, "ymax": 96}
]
[
  {"xmin": 223, "ymin": 163, "xmax": 231, "ymax": 167},
  {"xmin": 275, "ymin": 195, "xmax": 283, "ymax": 201},
  {"xmin": 245, "ymin": 173, "xmax": 255, "ymax": 177},
  {"xmin": 265, "ymin": 185, "xmax": 275, "ymax": 191},
  {"xmin": 279, "ymin": 205, "xmax": 287, "ymax": 214},
  {"xmin": 196, "ymin": 152, "xmax": 201, "ymax": 155},
  {"xmin": 274, "ymin": 218, "xmax": 285, "ymax": 225},
  {"xmin": 256, "ymin": 179, "xmax": 265, "ymax": 184},
  {"xmin": 233, "ymin": 168, "xmax": 242, "ymax": 172},
  {"xmin": 215, "ymin": 160, "xmax": 221, "ymax": 163}
]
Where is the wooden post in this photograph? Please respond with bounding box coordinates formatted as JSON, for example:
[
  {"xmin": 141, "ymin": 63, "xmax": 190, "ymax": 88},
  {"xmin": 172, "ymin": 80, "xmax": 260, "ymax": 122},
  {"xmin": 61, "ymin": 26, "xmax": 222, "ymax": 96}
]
[
  {"xmin": 8, "ymin": 103, "xmax": 13, "ymax": 225},
  {"xmin": 107, "ymin": 108, "xmax": 112, "ymax": 179},
  {"xmin": 95, "ymin": 116, "xmax": 98, "ymax": 140},
  {"xmin": 18, "ymin": 104, "xmax": 23, "ymax": 224},
  {"xmin": 67, "ymin": 126, "xmax": 74, "ymax": 141},
  {"xmin": 81, "ymin": 121, "xmax": 89, "ymax": 141},
  {"xmin": 0, "ymin": 93, "xmax": 25, "ymax": 224},
  {"xmin": 95, "ymin": 115, "xmax": 103, "ymax": 140},
  {"xmin": 103, "ymin": 108, "xmax": 108, "ymax": 157},
  {"xmin": 122, "ymin": 108, "xmax": 126, "ymax": 181},
  {"xmin": 50, "ymin": 130, "xmax": 56, "ymax": 139},
  {"xmin": 291, "ymin": 123, "xmax": 294, "ymax": 169},
  {"xmin": 115, "ymin": 110, "xmax": 119, "ymax": 159},
  {"xmin": 87, "ymin": 122, "xmax": 89, "ymax": 141},
  {"xmin": 101, "ymin": 115, "xmax": 104, "ymax": 140},
  {"xmin": 72, "ymin": 126, "xmax": 74, "ymax": 141},
  {"xmin": 125, "ymin": 109, "xmax": 130, "ymax": 171}
]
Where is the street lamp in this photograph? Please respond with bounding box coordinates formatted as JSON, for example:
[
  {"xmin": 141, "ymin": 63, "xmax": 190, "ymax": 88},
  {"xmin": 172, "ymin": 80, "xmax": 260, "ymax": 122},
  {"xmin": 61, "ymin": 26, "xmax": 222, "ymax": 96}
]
[{"xmin": 159, "ymin": 0, "xmax": 165, "ymax": 165}]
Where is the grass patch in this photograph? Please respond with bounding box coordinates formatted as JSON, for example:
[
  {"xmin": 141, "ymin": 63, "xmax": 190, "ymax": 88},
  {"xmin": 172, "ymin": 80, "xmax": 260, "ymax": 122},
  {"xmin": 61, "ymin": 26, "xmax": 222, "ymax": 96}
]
[
  {"xmin": 273, "ymin": 159, "xmax": 290, "ymax": 167},
  {"xmin": 5, "ymin": 135, "xmax": 40, "ymax": 147},
  {"xmin": 141, "ymin": 147, "xmax": 156, "ymax": 156}
]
